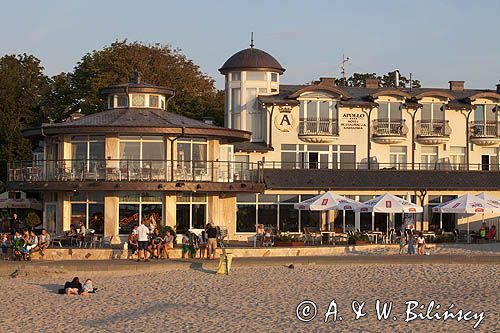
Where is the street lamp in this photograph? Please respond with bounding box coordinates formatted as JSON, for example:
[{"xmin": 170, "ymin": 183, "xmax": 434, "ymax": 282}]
[
  {"xmin": 362, "ymin": 106, "xmax": 376, "ymax": 169},
  {"xmin": 406, "ymin": 104, "xmax": 421, "ymax": 170},
  {"xmin": 461, "ymin": 108, "xmax": 474, "ymax": 171}
]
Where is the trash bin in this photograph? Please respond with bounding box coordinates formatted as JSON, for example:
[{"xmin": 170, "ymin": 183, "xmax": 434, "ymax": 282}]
[{"xmin": 216, "ymin": 252, "xmax": 233, "ymax": 275}]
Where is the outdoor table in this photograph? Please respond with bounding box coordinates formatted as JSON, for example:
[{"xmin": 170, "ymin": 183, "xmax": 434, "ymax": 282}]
[{"xmin": 366, "ymin": 231, "xmax": 383, "ymax": 244}]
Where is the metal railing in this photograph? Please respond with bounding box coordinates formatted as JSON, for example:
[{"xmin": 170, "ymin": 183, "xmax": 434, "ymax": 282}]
[
  {"xmin": 372, "ymin": 118, "xmax": 408, "ymax": 137},
  {"xmin": 262, "ymin": 161, "xmax": 499, "ymax": 171},
  {"xmin": 470, "ymin": 121, "xmax": 500, "ymax": 137},
  {"xmin": 8, "ymin": 159, "xmax": 263, "ymax": 183},
  {"xmin": 416, "ymin": 120, "xmax": 451, "ymax": 137},
  {"xmin": 298, "ymin": 118, "xmax": 339, "ymax": 136}
]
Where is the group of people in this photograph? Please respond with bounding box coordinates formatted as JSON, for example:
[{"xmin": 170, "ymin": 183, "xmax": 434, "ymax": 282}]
[
  {"xmin": 181, "ymin": 223, "xmax": 218, "ymax": 259},
  {"xmin": 479, "ymin": 223, "xmax": 496, "ymax": 241},
  {"xmin": 399, "ymin": 232, "xmax": 429, "ymax": 255},
  {"xmin": 2, "ymin": 228, "xmax": 50, "ymax": 260},
  {"xmin": 61, "ymin": 277, "xmax": 95, "ymax": 296}
]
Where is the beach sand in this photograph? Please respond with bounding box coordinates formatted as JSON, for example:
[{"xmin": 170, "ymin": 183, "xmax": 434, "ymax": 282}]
[{"xmin": 0, "ymin": 262, "xmax": 498, "ymax": 332}]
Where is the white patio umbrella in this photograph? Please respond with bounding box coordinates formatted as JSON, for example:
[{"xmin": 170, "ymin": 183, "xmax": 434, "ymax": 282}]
[
  {"xmin": 475, "ymin": 192, "xmax": 500, "ymax": 229},
  {"xmin": 294, "ymin": 192, "xmax": 360, "ymax": 232},
  {"xmin": 432, "ymin": 193, "xmax": 500, "ymax": 243},
  {"xmin": 355, "ymin": 193, "xmax": 423, "ymax": 240}
]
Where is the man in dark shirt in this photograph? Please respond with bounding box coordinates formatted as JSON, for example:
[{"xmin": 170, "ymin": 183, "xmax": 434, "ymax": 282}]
[{"xmin": 206, "ymin": 223, "xmax": 218, "ymax": 260}]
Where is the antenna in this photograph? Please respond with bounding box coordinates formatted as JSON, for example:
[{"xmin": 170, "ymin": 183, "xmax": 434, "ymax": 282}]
[
  {"xmin": 409, "ymin": 73, "xmax": 412, "ymax": 91},
  {"xmin": 250, "ymin": 32, "xmax": 254, "ymax": 48},
  {"xmin": 341, "ymin": 54, "xmax": 350, "ymax": 85}
]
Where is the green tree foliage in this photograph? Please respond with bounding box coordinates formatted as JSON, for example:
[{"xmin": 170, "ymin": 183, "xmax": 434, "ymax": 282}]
[
  {"xmin": 343, "ymin": 71, "xmax": 421, "ymax": 88},
  {"xmin": 0, "ymin": 54, "xmax": 49, "ymax": 162},
  {"xmin": 66, "ymin": 40, "xmax": 224, "ymax": 123}
]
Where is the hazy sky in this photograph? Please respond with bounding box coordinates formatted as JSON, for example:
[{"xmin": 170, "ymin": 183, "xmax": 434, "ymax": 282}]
[{"xmin": 1, "ymin": 0, "xmax": 499, "ymax": 90}]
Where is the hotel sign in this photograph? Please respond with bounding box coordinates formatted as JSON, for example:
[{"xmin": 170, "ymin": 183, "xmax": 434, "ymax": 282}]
[{"xmin": 340, "ymin": 112, "xmax": 366, "ymax": 130}]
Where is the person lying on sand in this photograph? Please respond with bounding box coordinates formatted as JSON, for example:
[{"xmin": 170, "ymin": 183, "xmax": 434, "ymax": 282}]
[{"xmin": 64, "ymin": 277, "xmax": 82, "ymax": 295}]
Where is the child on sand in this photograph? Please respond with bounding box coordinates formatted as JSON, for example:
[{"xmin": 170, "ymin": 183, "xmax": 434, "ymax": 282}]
[
  {"xmin": 399, "ymin": 237, "xmax": 406, "ymax": 254},
  {"xmin": 1, "ymin": 233, "xmax": 8, "ymax": 260}
]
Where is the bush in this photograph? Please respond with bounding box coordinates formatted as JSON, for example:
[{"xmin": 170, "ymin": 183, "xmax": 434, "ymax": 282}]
[{"xmin": 348, "ymin": 232, "xmax": 369, "ymax": 245}]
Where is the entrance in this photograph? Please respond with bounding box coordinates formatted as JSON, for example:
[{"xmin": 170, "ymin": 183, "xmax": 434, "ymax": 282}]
[{"xmin": 308, "ymin": 152, "xmax": 329, "ymax": 169}]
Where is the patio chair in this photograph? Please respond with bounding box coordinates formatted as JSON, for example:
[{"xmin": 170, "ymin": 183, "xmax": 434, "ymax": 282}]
[
  {"xmin": 100, "ymin": 235, "xmax": 114, "ymax": 248},
  {"xmin": 262, "ymin": 233, "xmax": 274, "ymax": 247},
  {"xmin": 217, "ymin": 227, "xmax": 228, "ymax": 248},
  {"xmin": 50, "ymin": 234, "xmax": 66, "ymax": 248}
]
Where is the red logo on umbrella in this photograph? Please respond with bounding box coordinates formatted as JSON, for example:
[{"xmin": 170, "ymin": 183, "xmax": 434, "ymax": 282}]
[
  {"xmin": 322, "ymin": 199, "xmax": 329, "ymax": 205},
  {"xmin": 386, "ymin": 201, "xmax": 391, "ymax": 208},
  {"xmin": 409, "ymin": 208, "xmax": 416, "ymax": 212},
  {"xmin": 475, "ymin": 208, "xmax": 484, "ymax": 212}
]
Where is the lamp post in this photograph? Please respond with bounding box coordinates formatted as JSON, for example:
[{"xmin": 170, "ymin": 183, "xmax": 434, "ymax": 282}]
[
  {"xmin": 461, "ymin": 109, "xmax": 473, "ymax": 171},
  {"xmin": 362, "ymin": 106, "xmax": 376, "ymax": 169},
  {"xmin": 406, "ymin": 106, "xmax": 420, "ymax": 170}
]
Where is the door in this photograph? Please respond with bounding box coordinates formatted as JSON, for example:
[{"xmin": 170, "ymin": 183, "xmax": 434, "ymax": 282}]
[
  {"xmin": 219, "ymin": 144, "xmax": 234, "ymax": 181},
  {"xmin": 308, "ymin": 152, "xmax": 329, "ymax": 169},
  {"xmin": 482, "ymin": 155, "xmax": 490, "ymax": 170},
  {"xmin": 44, "ymin": 203, "xmax": 57, "ymax": 234}
]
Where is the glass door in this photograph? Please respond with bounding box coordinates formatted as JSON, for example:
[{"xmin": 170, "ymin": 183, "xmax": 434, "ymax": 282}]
[{"xmin": 44, "ymin": 203, "xmax": 57, "ymax": 234}]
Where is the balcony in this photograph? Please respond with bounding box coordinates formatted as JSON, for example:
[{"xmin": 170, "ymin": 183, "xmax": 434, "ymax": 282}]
[
  {"xmin": 7, "ymin": 159, "xmax": 264, "ymax": 192},
  {"xmin": 371, "ymin": 118, "xmax": 408, "ymax": 144},
  {"xmin": 470, "ymin": 121, "xmax": 500, "ymax": 146},
  {"xmin": 298, "ymin": 119, "xmax": 339, "ymax": 143},
  {"xmin": 415, "ymin": 120, "xmax": 451, "ymax": 145}
]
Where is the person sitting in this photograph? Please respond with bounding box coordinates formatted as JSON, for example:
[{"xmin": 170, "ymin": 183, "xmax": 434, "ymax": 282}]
[
  {"xmin": 26, "ymin": 230, "xmax": 39, "ymax": 254},
  {"xmin": 80, "ymin": 279, "xmax": 96, "ymax": 296},
  {"xmin": 487, "ymin": 225, "xmax": 496, "ymax": 241},
  {"xmin": 255, "ymin": 224, "xmax": 265, "ymax": 247},
  {"xmin": 198, "ymin": 230, "xmax": 207, "ymax": 259},
  {"xmin": 127, "ymin": 229, "xmax": 138, "ymax": 260},
  {"xmin": 163, "ymin": 230, "xmax": 174, "ymax": 259},
  {"xmin": 150, "ymin": 228, "xmax": 163, "ymax": 260},
  {"xmin": 1, "ymin": 233, "xmax": 8, "ymax": 260},
  {"xmin": 64, "ymin": 277, "xmax": 82, "ymax": 295},
  {"xmin": 37, "ymin": 229, "xmax": 50, "ymax": 256},
  {"xmin": 263, "ymin": 228, "xmax": 274, "ymax": 247},
  {"xmin": 77, "ymin": 221, "xmax": 86, "ymax": 243}
]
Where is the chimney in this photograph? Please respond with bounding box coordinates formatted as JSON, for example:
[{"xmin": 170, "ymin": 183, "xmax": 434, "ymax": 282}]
[
  {"xmin": 68, "ymin": 111, "xmax": 83, "ymax": 121},
  {"xmin": 365, "ymin": 78, "xmax": 379, "ymax": 89},
  {"xmin": 449, "ymin": 81, "xmax": 464, "ymax": 91},
  {"xmin": 496, "ymin": 84, "xmax": 500, "ymax": 94},
  {"xmin": 319, "ymin": 77, "xmax": 336, "ymax": 86}
]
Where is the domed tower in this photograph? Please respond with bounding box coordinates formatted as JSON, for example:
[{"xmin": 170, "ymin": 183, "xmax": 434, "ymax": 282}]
[{"xmin": 219, "ymin": 38, "xmax": 285, "ymax": 142}]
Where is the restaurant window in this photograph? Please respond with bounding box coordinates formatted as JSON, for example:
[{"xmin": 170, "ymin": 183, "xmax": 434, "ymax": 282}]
[
  {"xmin": 176, "ymin": 193, "xmax": 207, "ymax": 234},
  {"xmin": 420, "ymin": 146, "xmax": 438, "ymax": 170},
  {"xmin": 71, "ymin": 136, "xmax": 105, "ymax": 177},
  {"xmin": 428, "ymin": 195, "xmax": 457, "ymax": 232},
  {"xmin": 118, "ymin": 192, "xmax": 162, "ymax": 235},
  {"xmin": 70, "ymin": 192, "xmax": 104, "ymax": 234},
  {"xmin": 149, "ymin": 95, "xmax": 159, "ymax": 108},
  {"xmin": 119, "ymin": 136, "xmax": 165, "ymax": 178},
  {"xmin": 389, "ymin": 146, "xmax": 407, "ymax": 170},
  {"xmin": 177, "ymin": 138, "xmax": 208, "ymax": 176}
]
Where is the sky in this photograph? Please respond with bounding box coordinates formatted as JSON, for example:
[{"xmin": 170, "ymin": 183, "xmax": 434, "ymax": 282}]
[{"xmin": 1, "ymin": 0, "xmax": 499, "ymax": 90}]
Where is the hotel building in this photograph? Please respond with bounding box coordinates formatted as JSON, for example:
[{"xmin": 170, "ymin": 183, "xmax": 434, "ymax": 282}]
[{"xmin": 7, "ymin": 46, "xmax": 500, "ymax": 242}]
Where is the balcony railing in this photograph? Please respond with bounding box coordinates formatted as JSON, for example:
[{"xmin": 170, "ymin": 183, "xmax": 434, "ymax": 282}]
[
  {"xmin": 298, "ymin": 118, "xmax": 339, "ymax": 136},
  {"xmin": 8, "ymin": 159, "xmax": 263, "ymax": 183},
  {"xmin": 372, "ymin": 118, "xmax": 408, "ymax": 137},
  {"xmin": 262, "ymin": 161, "xmax": 499, "ymax": 171},
  {"xmin": 416, "ymin": 120, "xmax": 451, "ymax": 137},
  {"xmin": 470, "ymin": 121, "xmax": 500, "ymax": 137}
]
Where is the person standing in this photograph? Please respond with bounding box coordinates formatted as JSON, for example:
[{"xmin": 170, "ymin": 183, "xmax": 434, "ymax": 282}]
[
  {"xmin": 136, "ymin": 221, "xmax": 150, "ymax": 262},
  {"xmin": 417, "ymin": 233, "xmax": 426, "ymax": 255},
  {"xmin": 206, "ymin": 223, "xmax": 218, "ymax": 260},
  {"xmin": 10, "ymin": 213, "xmax": 19, "ymax": 235}
]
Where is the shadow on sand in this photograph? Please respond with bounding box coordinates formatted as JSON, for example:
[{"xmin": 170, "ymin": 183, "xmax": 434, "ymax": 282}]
[{"xmin": 189, "ymin": 262, "xmax": 216, "ymax": 275}]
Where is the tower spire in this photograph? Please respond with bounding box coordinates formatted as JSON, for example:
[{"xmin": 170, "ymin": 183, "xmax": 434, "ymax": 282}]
[{"xmin": 250, "ymin": 32, "xmax": 254, "ymax": 49}]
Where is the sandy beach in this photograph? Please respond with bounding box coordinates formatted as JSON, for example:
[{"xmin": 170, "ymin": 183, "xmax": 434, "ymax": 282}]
[{"xmin": 0, "ymin": 261, "xmax": 498, "ymax": 333}]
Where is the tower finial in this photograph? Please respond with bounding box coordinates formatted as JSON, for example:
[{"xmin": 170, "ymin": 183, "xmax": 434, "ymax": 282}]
[{"xmin": 250, "ymin": 32, "xmax": 254, "ymax": 49}]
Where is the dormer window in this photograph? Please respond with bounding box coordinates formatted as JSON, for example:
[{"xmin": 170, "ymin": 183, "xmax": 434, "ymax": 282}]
[
  {"xmin": 132, "ymin": 94, "xmax": 146, "ymax": 107},
  {"xmin": 117, "ymin": 95, "xmax": 128, "ymax": 108},
  {"xmin": 149, "ymin": 95, "xmax": 159, "ymax": 108}
]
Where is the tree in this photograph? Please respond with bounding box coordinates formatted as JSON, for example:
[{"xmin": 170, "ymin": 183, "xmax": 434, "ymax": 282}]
[
  {"xmin": 346, "ymin": 73, "xmax": 378, "ymax": 87},
  {"xmin": 0, "ymin": 54, "xmax": 49, "ymax": 163},
  {"xmin": 379, "ymin": 71, "xmax": 421, "ymax": 88},
  {"xmin": 66, "ymin": 40, "xmax": 224, "ymax": 123}
]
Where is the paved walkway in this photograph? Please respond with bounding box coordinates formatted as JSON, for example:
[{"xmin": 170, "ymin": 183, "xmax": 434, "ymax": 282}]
[{"xmin": 0, "ymin": 254, "xmax": 498, "ymax": 276}]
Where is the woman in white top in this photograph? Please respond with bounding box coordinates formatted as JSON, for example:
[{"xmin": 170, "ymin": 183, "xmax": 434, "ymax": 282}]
[{"xmin": 417, "ymin": 233, "xmax": 426, "ymax": 255}]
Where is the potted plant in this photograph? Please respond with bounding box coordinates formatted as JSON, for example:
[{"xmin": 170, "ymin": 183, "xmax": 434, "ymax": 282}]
[
  {"xmin": 25, "ymin": 211, "xmax": 41, "ymax": 231},
  {"xmin": 275, "ymin": 232, "xmax": 304, "ymax": 247},
  {"xmin": 348, "ymin": 232, "xmax": 370, "ymax": 245}
]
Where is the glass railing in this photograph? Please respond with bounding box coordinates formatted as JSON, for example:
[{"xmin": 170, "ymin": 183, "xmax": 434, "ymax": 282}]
[{"xmin": 8, "ymin": 159, "xmax": 263, "ymax": 183}]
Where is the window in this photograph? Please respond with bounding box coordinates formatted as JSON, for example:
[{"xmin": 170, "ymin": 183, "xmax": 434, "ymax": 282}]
[
  {"xmin": 246, "ymin": 71, "xmax": 266, "ymax": 81},
  {"xmin": 332, "ymin": 145, "xmax": 356, "ymax": 169},
  {"xmin": 474, "ymin": 104, "xmax": 496, "ymax": 122},
  {"xmin": 231, "ymin": 72, "xmax": 241, "ymax": 81},
  {"xmin": 131, "ymin": 94, "xmax": 145, "ymax": 107},
  {"xmin": 428, "ymin": 195, "xmax": 457, "ymax": 232},
  {"xmin": 246, "ymin": 88, "xmax": 264, "ymax": 141},
  {"xmin": 299, "ymin": 100, "xmax": 338, "ymax": 136},
  {"xmin": 231, "ymin": 88, "xmax": 241, "ymax": 113},
  {"xmin": 420, "ymin": 146, "xmax": 438, "ymax": 170},
  {"xmin": 176, "ymin": 193, "xmax": 207, "ymax": 234},
  {"xmin": 450, "ymin": 147, "xmax": 466, "ymax": 170},
  {"xmin": 119, "ymin": 136, "xmax": 165, "ymax": 179},
  {"xmin": 258, "ymin": 88, "xmax": 267, "ymax": 94},
  {"xmin": 377, "ymin": 102, "xmax": 402, "ymax": 134},
  {"xmin": 108, "ymin": 96, "xmax": 114, "ymax": 108},
  {"xmin": 117, "ymin": 95, "xmax": 128, "ymax": 108},
  {"xmin": 421, "ymin": 103, "xmax": 444, "ymax": 121},
  {"xmin": 149, "ymin": 95, "xmax": 159, "ymax": 108},
  {"xmin": 271, "ymin": 73, "xmax": 278, "ymax": 82},
  {"xmin": 119, "ymin": 192, "xmax": 162, "ymax": 234},
  {"xmin": 481, "ymin": 147, "xmax": 499, "ymax": 171},
  {"xmin": 70, "ymin": 192, "xmax": 104, "ymax": 234},
  {"xmin": 236, "ymin": 194, "xmax": 315, "ymax": 233},
  {"xmin": 389, "ymin": 146, "xmax": 407, "ymax": 169},
  {"xmin": 71, "ymin": 136, "xmax": 105, "ymax": 178}
]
